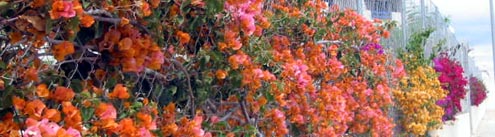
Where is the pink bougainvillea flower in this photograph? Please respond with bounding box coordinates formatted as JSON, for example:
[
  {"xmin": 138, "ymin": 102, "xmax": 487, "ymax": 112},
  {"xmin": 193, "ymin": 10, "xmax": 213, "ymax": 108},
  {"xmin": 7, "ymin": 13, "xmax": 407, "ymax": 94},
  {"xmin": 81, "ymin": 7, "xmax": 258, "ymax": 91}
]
[
  {"xmin": 24, "ymin": 118, "xmax": 42, "ymax": 137},
  {"xmin": 139, "ymin": 127, "xmax": 153, "ymax": 137},
  {"xmin": 50, "ymin": 0, "xmax": 76, "ymax": 19},
  {"xmin": 95, "ymin": 103, "xmax": 117, "ymax": 120},
  {"xmin": 65, "ymin": 127, "xmax": 82, "ymax": 137},
  {"xmin": 240, "ymin": 14, "xmax": 256, "ymax": 36},
  {"xmin": 24, "ymin": 126, "xmax": 42, "ymax": 137},
  {"xmin": 39, "ymin": 120, "xmax": 61, "ymax": 136}
]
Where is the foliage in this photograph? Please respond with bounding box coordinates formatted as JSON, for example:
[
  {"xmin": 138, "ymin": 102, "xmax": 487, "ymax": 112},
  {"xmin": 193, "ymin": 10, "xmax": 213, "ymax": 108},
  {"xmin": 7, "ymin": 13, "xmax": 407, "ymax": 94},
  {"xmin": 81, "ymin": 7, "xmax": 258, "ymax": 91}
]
[
  {"xmin": 0, "ymin": 0, "xmax": 471, "ymax": 136},
  {"xmin": 433, "ymin": 53, "xmax": 468, "ymax": 121},
  {"xmin": 469, "ymin": 76, "xmax": 488, "ymax": 106},
  {"xmin": 398, "ymin": 28, "xmax": 434, "ymax": 70},
  {"xmin": 395, "ymin": 30, "xmax": 447, "ymax": 136}
]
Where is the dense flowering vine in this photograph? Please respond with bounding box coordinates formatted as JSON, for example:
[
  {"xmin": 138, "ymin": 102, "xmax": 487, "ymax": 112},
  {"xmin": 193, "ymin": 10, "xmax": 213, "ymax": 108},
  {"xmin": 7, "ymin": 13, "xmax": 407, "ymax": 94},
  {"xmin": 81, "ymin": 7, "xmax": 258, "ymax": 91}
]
[
  {"xmin": 470, "ymin": 76, "xmax": 488, "ymax": 106},
  {"xmin": 395, "ymin": 30, "xmax": 447, "ymax": 135},
  {"xmin": 0, "ymin": 0, "xmax": 473, "ymax": 136},
  {"xmin": 433, "ymin": 53, "xmax": 468, "ymax": 121}
]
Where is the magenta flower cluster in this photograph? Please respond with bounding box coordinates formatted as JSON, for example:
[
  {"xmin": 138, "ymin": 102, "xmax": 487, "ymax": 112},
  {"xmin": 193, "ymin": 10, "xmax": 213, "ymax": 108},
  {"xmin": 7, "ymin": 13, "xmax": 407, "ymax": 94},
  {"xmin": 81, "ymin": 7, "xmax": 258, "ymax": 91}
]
[
  {"xmin": 433, "ymin": 54, "xmax": 468, "ymax": 121},
  {"xmin": 469, "ymin": 77, "xmax": 488, "ymax": 106}
]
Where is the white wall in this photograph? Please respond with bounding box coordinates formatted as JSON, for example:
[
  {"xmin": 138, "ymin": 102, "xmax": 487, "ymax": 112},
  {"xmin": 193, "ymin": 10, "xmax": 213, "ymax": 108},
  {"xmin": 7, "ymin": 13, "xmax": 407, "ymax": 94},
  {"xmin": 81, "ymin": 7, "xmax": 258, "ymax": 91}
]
[{"xmin": 429, "ymin": 112, "xmax": 472, "ymax": 137}]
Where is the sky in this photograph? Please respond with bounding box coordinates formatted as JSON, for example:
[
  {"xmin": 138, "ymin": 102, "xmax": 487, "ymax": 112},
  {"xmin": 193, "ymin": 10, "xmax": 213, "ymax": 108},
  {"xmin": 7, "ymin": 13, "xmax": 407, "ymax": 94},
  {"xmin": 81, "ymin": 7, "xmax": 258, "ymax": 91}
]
[{"xmin": 431, "ymin": 0, "xmax": 495, "ymax": 109}]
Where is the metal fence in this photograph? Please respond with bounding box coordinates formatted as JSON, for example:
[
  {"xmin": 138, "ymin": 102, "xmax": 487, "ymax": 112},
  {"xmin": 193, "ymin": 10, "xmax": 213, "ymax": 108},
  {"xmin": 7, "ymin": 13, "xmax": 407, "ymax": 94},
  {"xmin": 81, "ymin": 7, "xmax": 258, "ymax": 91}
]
[{"xmin": 328, "ymin": 0, "xmax": 482, "ymax": 117}]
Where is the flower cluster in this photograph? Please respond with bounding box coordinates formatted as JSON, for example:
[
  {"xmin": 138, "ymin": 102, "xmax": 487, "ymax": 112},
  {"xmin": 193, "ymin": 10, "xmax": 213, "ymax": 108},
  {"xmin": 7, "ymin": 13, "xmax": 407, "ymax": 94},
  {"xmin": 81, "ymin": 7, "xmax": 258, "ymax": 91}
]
[
  {"xmin": 469, "ymin": 76, "xmax": 488, "ymax": 106},
  {"xmin": 395, "ymin": 30, "xmax": 448, "ymax": 136},
  {"xmin": 433, "ymin": 54, "xmax": 468, "ymax": 121},
  {"xmin": 7, "ymin": 83, "xmax": 211, "ymax": 137},
  {"xmin": 98, "ymin": 26, "xmax": 165, "ymax": 72},
  {"xmin": 394, "ymin": 66, "xmax": 446, "ymax": 135},
  {"xmin": 0, "ymin": 0, "xmax": 476, "ymax": 136}
]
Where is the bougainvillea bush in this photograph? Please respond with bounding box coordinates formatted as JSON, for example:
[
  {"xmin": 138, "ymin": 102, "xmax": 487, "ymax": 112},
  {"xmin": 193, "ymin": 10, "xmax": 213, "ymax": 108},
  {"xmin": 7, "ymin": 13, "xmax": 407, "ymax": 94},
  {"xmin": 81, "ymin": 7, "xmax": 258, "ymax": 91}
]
[
  {"xmin": 0, "ymin": 0, "xmax": 409, "ymax": 136},
  {"xmin": 470, "ymin": 76, "xmax": 488, "ymax": 106},
  {"xmin": 395, "ymin": 30, "xmax": 447, "ymax": 136},
  {"xmin": 433, "ymin": 53, "xmax": 468, "ymax": 121}
]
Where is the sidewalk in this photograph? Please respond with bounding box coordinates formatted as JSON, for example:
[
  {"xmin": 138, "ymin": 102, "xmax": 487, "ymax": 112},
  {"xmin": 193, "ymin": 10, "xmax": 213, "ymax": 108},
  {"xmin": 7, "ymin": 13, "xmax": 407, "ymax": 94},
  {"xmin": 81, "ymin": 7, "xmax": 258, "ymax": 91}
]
[{"xmin": 475, "ymin": 110, "xmax": 495, "ymax": 137}]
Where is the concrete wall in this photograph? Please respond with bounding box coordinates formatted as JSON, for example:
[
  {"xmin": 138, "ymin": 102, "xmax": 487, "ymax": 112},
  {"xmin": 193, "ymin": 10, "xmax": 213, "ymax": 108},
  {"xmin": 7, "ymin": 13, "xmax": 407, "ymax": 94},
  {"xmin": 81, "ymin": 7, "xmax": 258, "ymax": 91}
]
[
  {"xmin": 428, "ymin": 102, "xmax": 487, "ymax": 137},
  {"xmin": 428, "ymin": 112, "xmax": 472, "ymax": 137},
  {"xmin": 471, "ymin": 103, "xmax": 487, "ymax": 134}
]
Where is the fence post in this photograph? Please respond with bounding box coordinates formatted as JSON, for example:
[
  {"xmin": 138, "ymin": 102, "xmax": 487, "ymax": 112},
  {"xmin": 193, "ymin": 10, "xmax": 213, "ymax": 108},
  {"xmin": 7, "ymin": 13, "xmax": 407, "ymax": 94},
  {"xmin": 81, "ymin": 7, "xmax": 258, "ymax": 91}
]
[
  {"xmin": 357, "ymin": 0, "xmax": 363, "ymax": 15},
  {"xmin": 401, "ymin": 0, "xmax": 408, "ymax": 48},
  {"xmin": 420, "ymin": 0, "xmax": 426, "ymax": 29},
  {"xmin": 490, "ymin": 0, "xmax": 495, "ymax": 85}
]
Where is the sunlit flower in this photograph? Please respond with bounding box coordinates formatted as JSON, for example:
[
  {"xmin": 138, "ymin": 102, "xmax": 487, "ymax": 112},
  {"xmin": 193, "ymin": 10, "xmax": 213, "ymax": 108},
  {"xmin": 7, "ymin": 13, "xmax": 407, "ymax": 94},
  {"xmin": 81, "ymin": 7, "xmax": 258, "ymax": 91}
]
[
  {"xmin": 109, "ymin": 84, "xmax": 130, "ymax": 99},
  {"xmin": 50, "ymin": 0, "xmax": 76, "ymax": 19},
  {"xmin": 96, "ymin": 103, "xmax": 117, "ymax": 120},
  {"xmin": 51, "ymin": 86, "xmax": 75, "ymax": 102}
]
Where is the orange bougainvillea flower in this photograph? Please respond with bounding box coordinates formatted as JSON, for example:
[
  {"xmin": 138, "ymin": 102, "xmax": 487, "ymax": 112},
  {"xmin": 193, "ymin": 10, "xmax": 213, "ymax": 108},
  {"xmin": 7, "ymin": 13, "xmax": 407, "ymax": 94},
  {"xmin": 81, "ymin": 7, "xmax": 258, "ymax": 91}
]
[
  {"xmin": 109, "ymin": 84, "xmax": 130, "ymax": 99},
  {"xmin": 80, "ymin": 14, "xmax": 95, "ymax": 28},
  {"xmin": 176, "ymin": 31, "xmax": 191, "ymax": 45},
  {"xmin": 150, "ymin": 0, "xmax": 160, "ymax": 8},
  {"xmin": 51, "ymin": 86, "xmax": 75, "ymax": 102},
  {"xmin": 215, "ymin": 70, "xmax": 228, "ymax": 80},
  {"xmin": 92, "ymin": 86, "xmax": 104, "ymax": 96},
  {"xmin": 82, "ymin": 99, "xmax": 92, "ymax": 107},
  {"xmin": 25, "ymin": 67, "xmax": 39, "ymax": 82},
  {"xmin": 52, "ymin": 41, "xmax": 75, "ymax": 61},
  {"xmin": 24, "ymin": 99, "xmax": 46, "ymax": 120},
  {"xmin": 119, "ymin": 118, "xmax": 138, "ymax": 136},
  {"xmin": 43, "ymin": 109, "xmax": 61, "ymax": 122},
  {"xmin": 118, "ymin": 37, "xmax": 133, "ymax": 51},
  {"xmin": 93, "ymin": 119, "xmax": 118, "ymax": 133},
  {"xmin": 8, "ymin": 31, "xmax": 22, "ymax": 44},
  {"xmin": 121, "ymin": 17, "xmax": 130, "ymax": 25},
  {"xmin": 49, "ymin": 0, "xmax": 76, "ymax": 19},
  {"xmin": 62, "ymin": 102, "xmax": 83, "ymax": 130},
  {"xmin": 12, "ymin": 96, "xmax": 26, "ymax": 110},
  {"xmin": 0, "ymin": 79, "xmax": 4, "ymax": 90},
  {"xmin": 0, "ymin": 113, "xmax": 20, "ymax": 136},
  {"xmin": 36, "ymin": 84, "xmax": 50, "ymax": 98},
  {"xmin": 139, "ymin": 1, "xmax": 152, "ymax": 17},
  {"xmin": 95, "ymin": 103, "xmax": 117, "ymax": 120},
  {"xmin": 31, "ymin": 0, "xmax": 45, "ymax": 7},
  {"xmin": 136, "ymin": 112, "xmax": 153, "ymax": 129}
]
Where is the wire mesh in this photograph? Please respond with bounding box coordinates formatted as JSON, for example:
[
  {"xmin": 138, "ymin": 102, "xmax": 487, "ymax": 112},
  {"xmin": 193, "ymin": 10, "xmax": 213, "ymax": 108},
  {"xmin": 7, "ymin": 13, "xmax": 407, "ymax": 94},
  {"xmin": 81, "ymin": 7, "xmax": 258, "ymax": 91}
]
[{"xmin": 328, "ymin": 0, "xmax": 480, "ymax": 124}]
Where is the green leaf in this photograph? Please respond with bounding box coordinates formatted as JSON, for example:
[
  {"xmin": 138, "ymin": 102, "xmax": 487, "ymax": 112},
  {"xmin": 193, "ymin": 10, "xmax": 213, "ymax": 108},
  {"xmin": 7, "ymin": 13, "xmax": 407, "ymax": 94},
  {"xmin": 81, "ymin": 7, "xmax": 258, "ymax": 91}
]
[
  {"xmin": 70, "ymin": 79, "xmax": 83, "ymax": 93},
  {"xmin": 94, "ymin": 21, "xmax": 104, "ymax": 38},
  {"xmin": 152, "ymin": 84, "xmax": 164, "ymax": 100},
  {"xmin": 0, "ymin": 61, "xmax": 5, "ymax": 70},
  {"xmin": 264, "ymin": 89, "xmax": 274, "ymax": 102},
  {"xmin": 118, "ymin": 111, "xmax": 128, "ymax": 119},
  {"xmin": 45, "ymin": 18, "xmax": 54, "ymax": 33},
  {"xmin": 105, "ymin": 78, "xmax": 117, "ymax": 89},
  {"xmin": 206, "ymin": 0, "xmax": 224, "ymax": 16},
  {"xmin": 232, "ymin": 126, "xmax": 243, "ymax": 133},
  {"xmin": 132, "ymin": 102, "xmax": 144, "ymax": 109},
  {"xmin": 189, "ymin": 16, "xmax": 201, "ymax": 31},
  {"xmin": 210, "ymin": 51, "xmax": 223, "ymax": 62},
  {"xmin": 168, "ymin": 86, "xmax": 177, "ymax": 95},
  {"xmin": 82, "ymin": 0, "xmax": 91, "ymax": 8},
  {"xmin": 230, "ymin": 70, "xmax": 242, "ymax": 88},
  {"xmin": 180, "ymin": 0, "xmax": 192, "ymax": 15},
  {"xmin": 82, "ymin": 107, "xmax": 95, "ymax": 122},
  {"xmin": 0, "ymin": 1, "xmax": 7, "ymax": 7},
  {"xmin": 67, "ymin": 18, "xmax": 81, "ymax": 41}
]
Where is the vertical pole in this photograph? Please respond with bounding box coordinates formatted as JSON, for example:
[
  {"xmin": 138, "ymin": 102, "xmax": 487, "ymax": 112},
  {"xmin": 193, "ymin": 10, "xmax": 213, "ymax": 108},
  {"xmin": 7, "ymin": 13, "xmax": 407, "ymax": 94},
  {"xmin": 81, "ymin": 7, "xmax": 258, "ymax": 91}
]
[
  {"xmin": 420, "ymin": 0, "xmax": 425, "ymax": 29},
  {"xmin": 357, "ymin": 0, "xmax": 363, "ymax": 15},
  {"xmin": 401, "ymin": 0, "xmax": 408, "ymax": 48},
  {"xmin": 466, "ymin": 44, "xmax": 474, "ymax": 136},
  {"xmin": 490, "ymin": 0, "xmax": 495, "ymax": 84}
]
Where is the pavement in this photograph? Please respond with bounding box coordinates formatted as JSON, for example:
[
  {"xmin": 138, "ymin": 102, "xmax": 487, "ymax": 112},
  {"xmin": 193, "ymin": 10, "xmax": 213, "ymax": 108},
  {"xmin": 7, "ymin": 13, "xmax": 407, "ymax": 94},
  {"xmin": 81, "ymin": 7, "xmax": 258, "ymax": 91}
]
[{"xmin": 475, "ymin": 110, "xmax": 495, "ymax": 137}]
